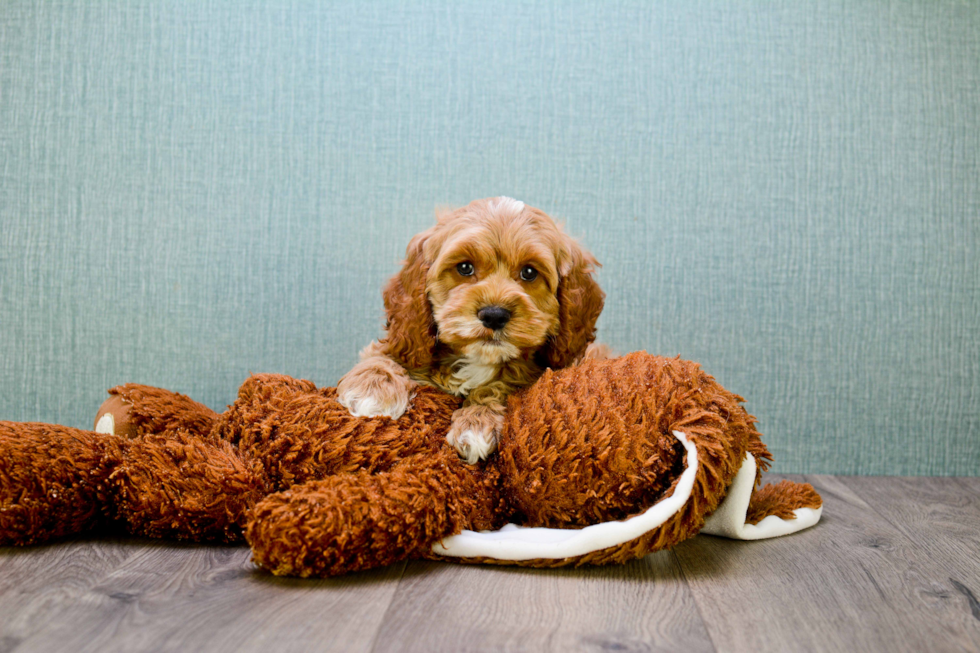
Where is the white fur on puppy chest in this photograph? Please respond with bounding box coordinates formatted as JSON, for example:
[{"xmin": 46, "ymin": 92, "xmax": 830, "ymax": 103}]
[{"xmin": 450, "ymin": 355, "xmax": 499, "ymax": 397}]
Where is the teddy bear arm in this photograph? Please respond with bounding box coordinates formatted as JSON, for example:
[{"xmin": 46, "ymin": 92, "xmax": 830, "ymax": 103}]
[
  {"xmin": 247, "ymin": 449, "xmax": 502, "ymax": 577},
  {"xmin": 211, "ymin": 373, "xmax": 461, "ymax": 491}
]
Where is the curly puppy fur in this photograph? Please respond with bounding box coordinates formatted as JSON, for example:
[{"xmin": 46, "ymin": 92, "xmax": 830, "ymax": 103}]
[{"xmin": 337, "ymin": 197, "xmax": 605, "ymax": 463}]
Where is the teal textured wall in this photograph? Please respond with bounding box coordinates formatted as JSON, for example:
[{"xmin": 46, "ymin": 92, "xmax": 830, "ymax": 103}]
[{"xmin": 1, "ymin": 1, "xmax": 978, "ymax": 475}]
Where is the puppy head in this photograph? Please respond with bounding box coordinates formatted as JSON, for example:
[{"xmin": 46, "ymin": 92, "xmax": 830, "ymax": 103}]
[{"xmin": 381, "ymin": 197, "xmax": 604, "ymax": 371}]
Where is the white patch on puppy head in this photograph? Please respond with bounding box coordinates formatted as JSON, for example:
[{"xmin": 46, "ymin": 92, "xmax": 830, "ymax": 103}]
[{"xmin": 490, "ymin": 196, "xmax": 525, "ymax": 215}]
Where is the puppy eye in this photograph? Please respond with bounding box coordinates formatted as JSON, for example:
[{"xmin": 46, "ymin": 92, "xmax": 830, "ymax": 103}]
[
  {"xmin": 520, "ymin": 265, "xmax": 538, "ymax": 282},
  {"xmin": 456, "ymin": 261, "xmax": 475, "ymax": 276}
]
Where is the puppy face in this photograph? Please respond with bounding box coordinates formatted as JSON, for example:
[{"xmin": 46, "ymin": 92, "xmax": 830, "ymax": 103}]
[
  {"xmin": 425, "ymin": 198, "xmax": 564, "ymax": 365},
  {"xmin": 381, "ymin": 197, "xmax": 604, "ymax": 373}
]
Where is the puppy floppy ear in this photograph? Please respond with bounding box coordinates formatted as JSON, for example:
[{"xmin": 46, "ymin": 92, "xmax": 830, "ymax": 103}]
[
  {"xmin": 541, "ymin": 239, "xmax": 605, "ymax": 369},
  {"xmin": 380, "ymin": 229, "xmax": 440, "ymax": 371}
]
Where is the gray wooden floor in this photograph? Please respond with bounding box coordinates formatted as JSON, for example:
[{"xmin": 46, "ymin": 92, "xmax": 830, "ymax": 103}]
[{"xmin": 1, "ymin": 475, "xmax": 978, "ymax": 653}]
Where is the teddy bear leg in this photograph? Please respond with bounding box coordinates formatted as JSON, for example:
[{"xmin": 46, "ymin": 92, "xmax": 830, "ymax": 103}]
[
  {"xmin": 246, "ymin": 450, "xmax": 502, "ymax": 577},
  {"xmin": 0, "ymin": 419, "xmax": 264, "ymax": 545},
  {"xmin": 94, "ymin": 384, "xmax": 218, "ymax": 440},
  {"xmin": 0, "ymin": 421, "xmax": 124, "ymax": 545}
]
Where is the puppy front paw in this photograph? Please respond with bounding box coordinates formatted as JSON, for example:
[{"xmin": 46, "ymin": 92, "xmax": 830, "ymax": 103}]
[
  {"xmin": 446, "ymin": 405, "xmax": 505, "ymax": 464},
  {"xmin": 337, "ymin": 357, "xmax": 416, "ymax": 420}
]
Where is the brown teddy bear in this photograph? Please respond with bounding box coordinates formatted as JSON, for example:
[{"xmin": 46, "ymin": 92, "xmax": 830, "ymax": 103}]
[{"xmin": 0, "ymin": 352, "xmax": 821, "ymax": 577}]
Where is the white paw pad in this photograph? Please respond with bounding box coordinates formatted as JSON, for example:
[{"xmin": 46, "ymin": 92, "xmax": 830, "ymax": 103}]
[{"xmin": 448, "ymin": 428, "xmax": 497, "ymax": 465}]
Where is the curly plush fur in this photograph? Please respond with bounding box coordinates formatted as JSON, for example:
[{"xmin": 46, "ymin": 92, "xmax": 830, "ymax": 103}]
[{"xmin": 0, "ymin": 353, "xmax": 821, "ymax": 577}]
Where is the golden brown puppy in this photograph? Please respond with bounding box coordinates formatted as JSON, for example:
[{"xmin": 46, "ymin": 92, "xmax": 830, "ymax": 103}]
[{"xmin": 337, "ymin": 197, "xmax": 606, "ymax": 463}]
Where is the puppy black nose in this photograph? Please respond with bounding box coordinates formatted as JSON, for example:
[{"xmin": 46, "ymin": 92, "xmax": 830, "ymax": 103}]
[{"xmin": 477, "ymin": 305, "xmax": 511, "ymax": 330}]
